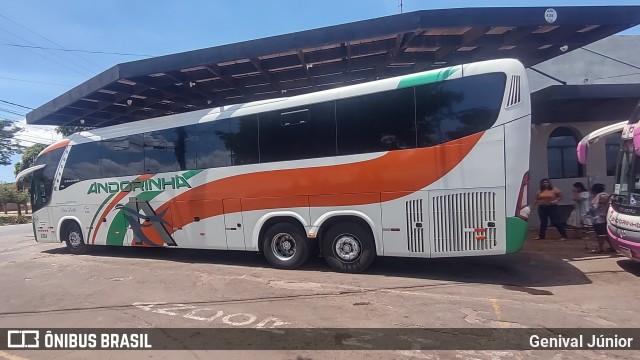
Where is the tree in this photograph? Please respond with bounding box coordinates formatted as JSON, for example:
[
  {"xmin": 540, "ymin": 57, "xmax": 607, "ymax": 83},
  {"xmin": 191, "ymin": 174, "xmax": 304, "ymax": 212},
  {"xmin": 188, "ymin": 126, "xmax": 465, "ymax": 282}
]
[
  {"xmin": 0, "ymin": 182, "xmax": 29, "ymax": 216},
  {"xmin": 0, "ymin": 120, "xmax": 23, "ymax": 166},
  {"xmin": 55, "ymin": 126, "xmax": 94, "ymax": 137},
  {"xmin": 14, "ymin": 143, "xmax": 46, "ymax": 176}
]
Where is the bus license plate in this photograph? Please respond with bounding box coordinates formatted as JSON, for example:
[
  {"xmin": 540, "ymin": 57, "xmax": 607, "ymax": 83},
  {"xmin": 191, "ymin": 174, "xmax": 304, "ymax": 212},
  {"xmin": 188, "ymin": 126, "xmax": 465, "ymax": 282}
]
[{"xmin": 619, "ymin": 246, "xmax": 633, "ymax": 259}]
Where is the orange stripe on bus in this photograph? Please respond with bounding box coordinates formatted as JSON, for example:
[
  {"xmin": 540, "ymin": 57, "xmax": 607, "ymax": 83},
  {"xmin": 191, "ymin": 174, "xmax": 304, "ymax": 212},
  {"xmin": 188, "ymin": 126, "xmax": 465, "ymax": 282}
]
[
  {"xmin": 39, "ymin": 139, "xmax": 70, "ymax": 156},
  {"xmin": 242, "ymin": 196, "xmax": 309, "ymax": 211},
  {"xmin": 134, "ymin": 226, "xmax": 167, "ymax": 247},
  {"xmin": 158, "ymin": 132, "xmax": 483, "ymax": 232},
  {"xmin": 309, "ymin": 193, "xmax": 381, "ymax": 207},
  {"xmin": 91, "ymin": 173, "xmax": 154, "ymax": 244}
]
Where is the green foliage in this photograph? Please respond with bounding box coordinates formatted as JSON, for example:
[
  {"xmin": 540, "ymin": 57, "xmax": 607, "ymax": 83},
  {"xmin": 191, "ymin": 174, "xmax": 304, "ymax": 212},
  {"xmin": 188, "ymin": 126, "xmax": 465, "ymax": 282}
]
[
  {"xmin": 0, "ymin": 215, "xmax": 31, "ymax": 225},
  {"xmin": 0, "ymin": 182, "xmax": 29, "ymax": 212},
  {"xmin": 55, "ymin": 126, "xmax": 94, "ymax": 137},
  {"xmin": 0, "ymin": 120, "xmax": 23, "ymax": 166},
  {"xmin": 14, "ymin": 143, "xmax": 46, "ymax": 176}
]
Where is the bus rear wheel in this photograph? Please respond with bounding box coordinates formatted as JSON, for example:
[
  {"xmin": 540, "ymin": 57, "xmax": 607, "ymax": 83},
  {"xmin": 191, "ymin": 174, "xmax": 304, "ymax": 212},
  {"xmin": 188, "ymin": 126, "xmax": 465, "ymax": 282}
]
[
  {"xmin": 64, "ymin": 222, "xmax": 88, "ymax": 255},
  {"xmin": 322, "ymin": 222, "xmax": 375, "ymax": 273},
  {"xmin": 263, "ymin": 222, "xmax": 310, "ymax": 270}
]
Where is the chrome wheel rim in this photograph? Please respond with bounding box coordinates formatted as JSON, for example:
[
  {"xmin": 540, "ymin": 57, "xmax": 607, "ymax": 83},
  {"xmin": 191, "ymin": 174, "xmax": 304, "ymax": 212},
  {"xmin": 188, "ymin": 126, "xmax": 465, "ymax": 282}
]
[
  {"xmin": 69, "ymin": 231, "xmax": 82, "ymax": 248},
  {"xmin": 271, "ymin": 233, "xmax": 296, "ymax": 261},
  {"xmin": 334, "ymin": 234, "xmax": 361, "ymax": 262}
]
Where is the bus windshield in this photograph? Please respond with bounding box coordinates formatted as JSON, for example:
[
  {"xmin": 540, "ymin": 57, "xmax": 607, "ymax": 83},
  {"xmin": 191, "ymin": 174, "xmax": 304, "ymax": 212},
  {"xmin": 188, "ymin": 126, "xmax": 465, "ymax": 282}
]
[
  {"xmin": 30, "ymin": 147, "xmax": 65, "ymax": 212},
  {"xmin": 615, "ymin": 140, "xmax": 640, "ymax": 206}
]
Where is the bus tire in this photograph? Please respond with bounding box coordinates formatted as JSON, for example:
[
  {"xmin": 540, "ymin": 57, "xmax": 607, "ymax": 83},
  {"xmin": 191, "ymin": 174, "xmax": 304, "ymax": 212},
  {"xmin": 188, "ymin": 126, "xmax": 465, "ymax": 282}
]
[
  {"xmin": 323, "ymin": 222, "xmax": 375, "ymax": 273},
  {"xmin": 64, "ymin": 222, "xmax": 88, "ymax": 255},
  {"xmin": 263, "ymin": 222, "xmax": 310, "ymax": 270}
]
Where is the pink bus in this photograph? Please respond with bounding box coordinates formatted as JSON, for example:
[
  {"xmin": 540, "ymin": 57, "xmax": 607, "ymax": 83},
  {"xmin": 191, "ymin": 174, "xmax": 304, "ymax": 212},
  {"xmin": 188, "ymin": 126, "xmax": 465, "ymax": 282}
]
[{"xmin": 578, "ymin": 101, "xmax": 640, "ymax": 261}]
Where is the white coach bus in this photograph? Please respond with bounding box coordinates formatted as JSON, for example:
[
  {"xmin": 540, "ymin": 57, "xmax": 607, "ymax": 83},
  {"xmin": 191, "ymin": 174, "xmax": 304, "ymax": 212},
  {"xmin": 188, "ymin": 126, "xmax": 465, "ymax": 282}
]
[{"xmin": 17, "ymin": 58, "xmax": 531, "ymax": 273}]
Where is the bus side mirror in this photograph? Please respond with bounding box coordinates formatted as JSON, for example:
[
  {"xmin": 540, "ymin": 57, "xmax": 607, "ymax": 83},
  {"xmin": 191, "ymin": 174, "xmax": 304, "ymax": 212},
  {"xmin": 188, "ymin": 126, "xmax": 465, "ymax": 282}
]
[
  {"xmin": 633, "ymin": 126, "xmax": 640, "ymax": 156},
  {"xmin": 577, "ymin": 141, "xmax": 587, "ymax": 165}
]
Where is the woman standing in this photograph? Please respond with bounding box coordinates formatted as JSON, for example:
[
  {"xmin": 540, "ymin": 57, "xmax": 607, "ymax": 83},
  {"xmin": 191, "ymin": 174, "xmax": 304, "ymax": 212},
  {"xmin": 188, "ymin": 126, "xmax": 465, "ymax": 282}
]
[
  {"xmin": 566, "ymin": 182, "xmax": 591, "ymax": 237},
  {"xmin": 533, "ymin": 178, "xmax": 568, "ymax": 240}
]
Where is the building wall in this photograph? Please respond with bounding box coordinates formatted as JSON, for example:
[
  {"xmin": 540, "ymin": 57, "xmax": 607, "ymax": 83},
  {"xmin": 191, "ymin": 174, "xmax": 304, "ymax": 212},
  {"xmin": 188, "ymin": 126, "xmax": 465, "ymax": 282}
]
[
  {"xmin": 527, "ymin": 35, "xmax": 640, "ymax": 91},
  {"xmin": 525, "ymin": 35, "xmax": 640, "ymax": 228},
  {"xmin": 528, "ymin": 121, "xmax": 621, "ymax": 228}
]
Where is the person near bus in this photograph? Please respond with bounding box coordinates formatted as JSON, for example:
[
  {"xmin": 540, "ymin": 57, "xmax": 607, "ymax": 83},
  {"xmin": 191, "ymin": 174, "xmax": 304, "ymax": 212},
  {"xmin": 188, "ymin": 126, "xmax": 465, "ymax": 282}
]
[
  {"xmin": 587, "ymin": 183, "xmax": 613, "ymax": 253},
  {"xmin": 566, "ymin": 181, "xmax": 591, "ymax": 238},
  {"xmin": 533, "ymin": 178, "xmax": 568, "ymax": 241}
]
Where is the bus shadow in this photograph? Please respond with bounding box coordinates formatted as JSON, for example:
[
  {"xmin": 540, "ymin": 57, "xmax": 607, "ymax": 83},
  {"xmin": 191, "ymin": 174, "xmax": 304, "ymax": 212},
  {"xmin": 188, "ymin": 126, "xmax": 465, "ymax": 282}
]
[
  {"xmin": 616, "ymin": 259, "xmax": 640, "ymax": 276},
  {"xmin": 42, "ymin": 245, "xmax": 591, "ymax": 288},
  {"xmin": 363, "ymin": 251, "xmax": 590, "ymax": 288}
]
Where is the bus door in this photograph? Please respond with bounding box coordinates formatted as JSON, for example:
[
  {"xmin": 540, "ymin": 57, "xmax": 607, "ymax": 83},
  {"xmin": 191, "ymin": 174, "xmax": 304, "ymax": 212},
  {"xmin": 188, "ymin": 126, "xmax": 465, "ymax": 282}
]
[
  {"xmin": 169, "ymin": 200, "xmax": 227, "ymax": 249},
  {"xmin": 223, "ymin": 199, "xmax": 246, "ymax": 250},
  {"xmin": 31, "ymin": 170, "xmax": 55, "ymax": 243}
]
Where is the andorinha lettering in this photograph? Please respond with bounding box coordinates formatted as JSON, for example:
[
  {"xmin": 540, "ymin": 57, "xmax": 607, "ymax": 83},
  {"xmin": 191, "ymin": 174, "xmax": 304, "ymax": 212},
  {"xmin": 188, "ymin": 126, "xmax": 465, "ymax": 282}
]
[{"xmin": 87, "ymin": 175, "xmax": 191, "ymax": 194}]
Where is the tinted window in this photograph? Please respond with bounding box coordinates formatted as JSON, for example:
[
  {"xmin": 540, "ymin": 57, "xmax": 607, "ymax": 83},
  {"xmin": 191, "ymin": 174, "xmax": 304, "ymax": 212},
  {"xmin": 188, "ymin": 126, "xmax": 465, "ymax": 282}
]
[
  {"xmin": 185, "ymin": 115, "xmax": 259, "ymax": 168},
  {"xmin": 606, "ymin": 132, "xmax": 622, "ymax": 176},
  {"xmin": 226, "ymin": 115, "xmax": 259, "ymax": 166},
  {"xmin": 60, "ymin": 142, "xmax": 101, "ymax": 189},
  {"xmin": 32, "ymin": 147, "xmax": 64, "ymax": 211},
  {"xmin": 547, "ymin": 127, "xmax": 582, "ymax": 178},
  {"xmin": 336, "ymin": 87, "xmax": 415, "ymax": 155},
  {"xmin": 184, "ymin": 120, "xmax": 232, "ymax": 169},
  {"xmin": 100, "ymin": 135, "xmax": 144, "ymax": 177},
  {"xmin": 144, "ymin": 128, "xmax": 188, "ymax": 174},
  {"xmin": 629, "ymin": 102, "xmax": 640, "ymax": 125},
  {"xmin": 259, "ymin": 101, "xmax": 336, "ymax": 162},
  {"xmin": 416, "ymin": 73, "xmax": 506, "ymax": 147}
]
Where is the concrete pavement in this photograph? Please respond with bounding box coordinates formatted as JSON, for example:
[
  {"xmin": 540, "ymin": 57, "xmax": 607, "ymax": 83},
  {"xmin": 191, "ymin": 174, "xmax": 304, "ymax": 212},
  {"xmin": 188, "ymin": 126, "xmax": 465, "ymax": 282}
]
[{"xmin": 0, "ymin": 224, "xmax": 639, "ymax": 359}]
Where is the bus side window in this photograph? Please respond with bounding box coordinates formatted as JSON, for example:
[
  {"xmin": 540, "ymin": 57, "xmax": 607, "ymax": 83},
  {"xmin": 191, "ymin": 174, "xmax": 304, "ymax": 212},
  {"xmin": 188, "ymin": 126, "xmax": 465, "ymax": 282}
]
[
  {"xmin": 416, "ymin": 72, "xmax": 506, "ymax": 148},
  {"xmin": 259, "ymin": 102, "xmax": 335, "ymax": 163},
  {"xmin": 60, "ymin": 142, "xmax": 101, "ymax": 190},
  {"xmin": 100, "ymin": 135, "xmax": 144, "ymax": 177},
  {"xmin": 144, "ymin": 128, "xmax": 188, "ymax": 173},
  {"xmin": 336, "ymin": 87, "xmax": 415, "ymax": 156}
]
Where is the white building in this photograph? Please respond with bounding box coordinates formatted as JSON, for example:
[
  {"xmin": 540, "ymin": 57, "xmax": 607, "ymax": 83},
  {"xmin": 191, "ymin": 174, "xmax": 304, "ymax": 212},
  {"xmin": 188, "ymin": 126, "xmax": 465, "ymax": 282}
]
[{"xmin": 527, "ymin": 35, "xmax": 640, "ymax": 227}]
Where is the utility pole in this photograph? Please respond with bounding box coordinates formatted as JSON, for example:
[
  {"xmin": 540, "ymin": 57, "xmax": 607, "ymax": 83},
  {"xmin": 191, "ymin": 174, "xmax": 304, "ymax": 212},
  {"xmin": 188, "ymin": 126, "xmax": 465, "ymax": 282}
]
[{"xmin": 399, "ymin": 0, "xmax": 403, "ymax": 14}]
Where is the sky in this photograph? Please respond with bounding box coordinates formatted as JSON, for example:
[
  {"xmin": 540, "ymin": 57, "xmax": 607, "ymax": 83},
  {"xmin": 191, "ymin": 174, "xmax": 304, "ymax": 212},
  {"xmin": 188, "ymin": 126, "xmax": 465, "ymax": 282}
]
[{"xmin": 1, "ymin": 0, "xmax": 640, "ymax": 182}]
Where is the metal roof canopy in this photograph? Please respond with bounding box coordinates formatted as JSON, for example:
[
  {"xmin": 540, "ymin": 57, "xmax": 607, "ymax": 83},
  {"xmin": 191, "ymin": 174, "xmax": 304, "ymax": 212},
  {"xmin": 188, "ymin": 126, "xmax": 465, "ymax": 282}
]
[{"xmin": 27, "ymin": 6, "xmax": 640, "ymax": 128}]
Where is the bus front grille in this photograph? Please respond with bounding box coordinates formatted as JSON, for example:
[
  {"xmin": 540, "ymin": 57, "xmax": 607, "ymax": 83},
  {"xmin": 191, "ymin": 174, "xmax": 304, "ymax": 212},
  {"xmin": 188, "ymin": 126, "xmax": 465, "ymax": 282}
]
[{"xmin": 432, "ymin": 192, "xmax": 497, "ymax": 253}]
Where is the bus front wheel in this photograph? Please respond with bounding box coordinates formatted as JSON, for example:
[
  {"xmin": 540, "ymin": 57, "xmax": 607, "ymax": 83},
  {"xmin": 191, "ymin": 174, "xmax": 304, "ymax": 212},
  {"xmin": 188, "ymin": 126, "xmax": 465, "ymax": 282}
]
[
  {"xmin": 322, "ymin": 222, "xmax": 375, "ymax": 273},
  {"xmin": 64, "ymin": 222, "xmax": 88, "ymax": 255},
  {"xmin": 263, "ymin": 222, "xmax": 310, "ymax": 270}
]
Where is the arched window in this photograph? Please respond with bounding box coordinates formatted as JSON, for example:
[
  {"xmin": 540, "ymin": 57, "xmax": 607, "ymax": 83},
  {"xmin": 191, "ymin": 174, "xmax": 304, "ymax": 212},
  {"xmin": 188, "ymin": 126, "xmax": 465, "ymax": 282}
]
[
  {"xmin": 547, "ymin": 127, "xmax": 582, "ymax": 178},
  {"xmin": 605, "ymin": 132, "xmax": 622, "ymax": 176}
]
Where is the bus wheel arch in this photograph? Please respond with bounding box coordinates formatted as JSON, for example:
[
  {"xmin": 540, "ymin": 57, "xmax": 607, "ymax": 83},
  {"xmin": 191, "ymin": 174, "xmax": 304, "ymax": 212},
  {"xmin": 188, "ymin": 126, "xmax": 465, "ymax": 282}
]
[
  {"xmin": 260, "ymin": 217, "xmax": 313, "ymax": 269},
  {"xmin": 317, "ymin": 215, "xmax": 376, "ymax": 273},
  {"xmin": 60, "ymin": 218, "xmax": 88, "ymax": 254}
]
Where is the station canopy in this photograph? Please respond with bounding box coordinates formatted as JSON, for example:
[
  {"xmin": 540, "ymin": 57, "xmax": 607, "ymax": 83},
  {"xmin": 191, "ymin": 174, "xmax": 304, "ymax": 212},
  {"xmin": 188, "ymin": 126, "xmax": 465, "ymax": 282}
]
[{"xmin": 27, "ymin": 6, "xmax": 640, "ymax": 128}]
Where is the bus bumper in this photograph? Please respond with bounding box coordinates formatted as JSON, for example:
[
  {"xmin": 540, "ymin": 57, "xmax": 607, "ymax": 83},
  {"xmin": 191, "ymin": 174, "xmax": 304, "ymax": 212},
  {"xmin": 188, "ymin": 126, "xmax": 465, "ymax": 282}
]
[
  {"xmin": 608, "ymin": 226, "xmax": 640, "ymax": 262},
  {"xmin": 506, "ymin": 216, "xmax": 528, "ymax": 254}
]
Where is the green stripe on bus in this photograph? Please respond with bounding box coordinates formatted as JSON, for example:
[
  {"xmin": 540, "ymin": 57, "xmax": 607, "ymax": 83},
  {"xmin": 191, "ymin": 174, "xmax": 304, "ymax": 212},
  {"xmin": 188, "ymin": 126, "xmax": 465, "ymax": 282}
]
[
  {"xmin": 397, "ymin": 67, "xmax": 459, "ymax": 88},
  {"xmin": 105, "ymin": 169, "xmax": 203, "ymax": 245},
  {"xmin": 88, "ymin": 192, "xmax": 116, "ymax": 241},
  {"xmin": 506, "ymin": 216, "xmax": 528, "ymax": 254},
  {"xmin": 106, "ymin": 212, "xmax": 127, "ymax": 246}
]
